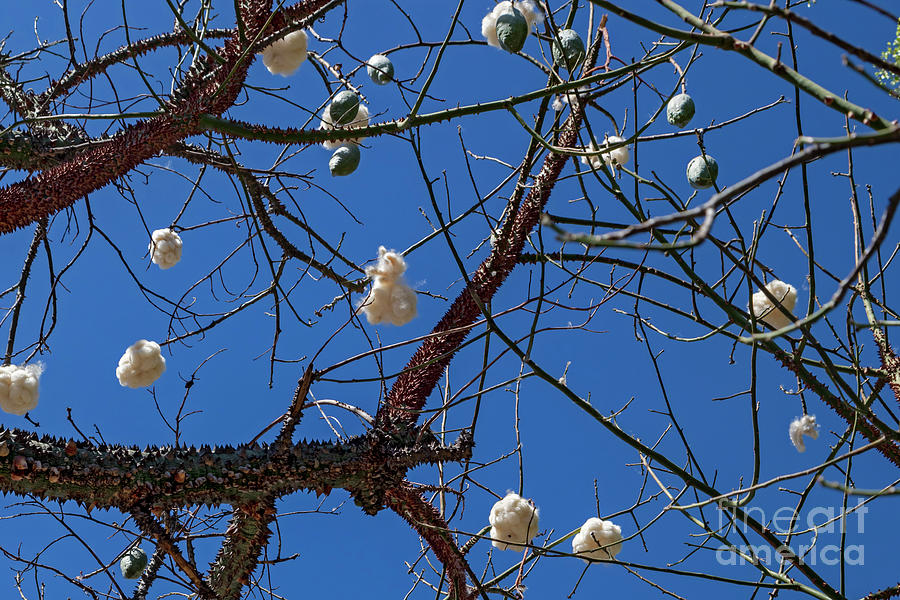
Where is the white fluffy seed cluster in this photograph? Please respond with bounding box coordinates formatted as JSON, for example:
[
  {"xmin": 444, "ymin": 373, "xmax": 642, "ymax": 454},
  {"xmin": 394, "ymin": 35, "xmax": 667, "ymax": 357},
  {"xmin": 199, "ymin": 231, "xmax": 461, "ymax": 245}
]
[
  {"xmin": 750, "ymin": 280, "xmax": 797, "ymax": 329},
  {"xmin": 481, "ymin": 1, "xmax": 544, "ymax": 49},
  {"xmin": 358, "ymin": 247, "xmax": 417, "ymax": 326},
  {"xmin": 260, "ymin": 30, "xmax": 308, "ymax": 76},
  {"xmin": 552, "ymin": 85, "xmax": 590, "ymax": 111},
  {"xmin": 116, "ymin": 340, "xmax": 166, "ymax": 388},
  {"xmin": 485, "ymin": 495, "xmax": 624, "ymax": 560},
  {"xmin": 789, "ymin": 414, "xmax": 819, "ymax": 453},
  {"xmin": 580, "ymin": 136, "xmax": 630, "ymax": 170},
  {"xmin": 489, "ymin": 493, "xmax": 539, "ymax": 551},
  {"xmin": 320, "ymin": 104, "xmax": 370, "ymax": 150},
  {"xmin": 572, "ymin": 517, "xmax": 623, "ymax": 562},
  {"xmin": 0, "ymin": 363, "xmax": 43, "ymax": 416},
  {"xmin": 149, "ymin": 228, "xmax": 183, "ymax": 270}
]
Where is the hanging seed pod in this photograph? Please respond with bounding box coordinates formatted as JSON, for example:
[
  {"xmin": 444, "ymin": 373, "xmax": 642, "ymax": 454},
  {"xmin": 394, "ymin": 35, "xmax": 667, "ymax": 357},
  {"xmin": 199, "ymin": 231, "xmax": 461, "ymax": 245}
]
[
  {"xmin": 367, "ymin": 54, "xmax": 394, "ymax": 85},
  {"xmin": 120, "ymin": 547, "xmax": 149, "ymax": 579},
  {"xmin": 329, "ymin": 91, "xmax": 361, "ymax": 126},
  {"xmin": 686, "ymin": 154, "xmax": 719, "ymax": 189},
  {"xmin": 496, "ymin": 7, "xmax": 529, "ymax": 53},
  {"xmin": 666, "ymin": 93, "xmax": 696, "ymax": 128},
  {"xmin": 329, "ymin": 145, "xmax": 361, "ymax": 176},
  {"xmin": 552, "ymin": 29, "xmax": 586, "ymax": 71}
]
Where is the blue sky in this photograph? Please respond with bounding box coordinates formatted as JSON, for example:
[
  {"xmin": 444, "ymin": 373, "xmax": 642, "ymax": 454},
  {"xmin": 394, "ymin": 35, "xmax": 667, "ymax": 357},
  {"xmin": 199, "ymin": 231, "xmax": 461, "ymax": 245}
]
[{"xmin": 1, "ymin": 1, "xmax": 899, "ymax": 599}]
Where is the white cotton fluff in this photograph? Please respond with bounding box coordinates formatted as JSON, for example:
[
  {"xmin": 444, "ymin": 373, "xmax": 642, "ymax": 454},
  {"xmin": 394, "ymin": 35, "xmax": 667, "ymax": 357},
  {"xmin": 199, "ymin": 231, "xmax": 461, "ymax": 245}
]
[
  {"xmin": 572, "ymin": 517, "xmax": 623, "ymax": 562},
  {"xmin": 116, "ymin": 340, "xmax": 166, "ymax": 388},
  {"xmin": 320, "ymin": 104, "xmax": 370, "ymax": 150},
  {"xmin": 149, "ymin": 228, "xmax": 182, "ymax": 270},
  {"xmin": 488, "ymin": 493, "xmax": 539, "ymax": 551},
  {"xmin": 600, "ymin": 136, "xmax": 630, "ymax": 168},
  {"xmin": 481, "ymin": 1, "xmax": 544, "ymax": 49},
  {"xmin": 489, "ymin": 226, "xmax": 504, "ymax": 248},
  {"xmin": 580, "ymin": 136, "xmax": 630, "ymax": 170},
  {"xmin": 0, "ymin": 363, "xmax": 43, "ymax": 416},
  {"xmin": 750, "ymin": 280, "xmax": 797, "ymax": 329},
  {"xmin": 789, "ymin": 414, "xmax": 819, "ymax": 453},
  {"xmin": 260, "ymin": 30, "xmax": 308, "ymax": 76},
  {"xmin": 553, "ymin": 85, "xmax": 590, "ymax": 111},
  {"xmin": 358, "ymin": 246, "xmax": 418, "ymax": 326}
]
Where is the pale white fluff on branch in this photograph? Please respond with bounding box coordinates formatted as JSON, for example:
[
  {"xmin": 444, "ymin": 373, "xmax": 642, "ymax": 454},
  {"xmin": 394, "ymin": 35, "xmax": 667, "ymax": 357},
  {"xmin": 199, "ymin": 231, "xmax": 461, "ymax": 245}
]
[
  {"xmin": 320, "ymin": 104, "xmax": 370, "ymax": 150},
  {"xmin": 116, "ymin": 340, "xmax": 166, "ymax": 388},
  {"xmin": 481, "ymin": 1, "xmax": 544, "ymax": 49},
  {"xmin": 572, "ymin": 517, "xmax": 623, "ymax": 562},
  {"xmin": 149, "ymin": 228, "xmax": 182, "ymax": 270},
  {"xmin": 260, "ymin": 30, "xmax": 308, "ymax": 76},
  {"xmin": 552, "ymin": 85, "xmax": 590, "ymax": 111},
  {"xmin": 488, "ymin": 493, "xmax": 539, "ymax": 550},
  {"xmin": 580, "ymin": 136, "xmax": 630, "ymax": 170},
  {"xmin": 750, "ymin": 280, "xmax": 797, "ymax": 329},
  {"xmin": 789, "ymin": 414, "xmax": 819, "ymax": 453},
  {"xmin": 0, "ymin": 363, "xmax": 43, "ymax": 415},
  {"xmin": 358, "ymin": 246, "xmax": 417, "ymax": 326}
]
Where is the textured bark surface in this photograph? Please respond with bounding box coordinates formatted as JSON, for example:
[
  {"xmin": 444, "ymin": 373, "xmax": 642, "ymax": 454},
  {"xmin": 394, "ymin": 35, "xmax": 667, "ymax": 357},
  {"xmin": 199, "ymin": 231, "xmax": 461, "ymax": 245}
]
[
  {"xmin": 0, "ymin": 426, "xmax": 472, "ymax": 512},
  {"xmin": 0, "ymin": 0, "xmax": 337, "ymax": 235}
]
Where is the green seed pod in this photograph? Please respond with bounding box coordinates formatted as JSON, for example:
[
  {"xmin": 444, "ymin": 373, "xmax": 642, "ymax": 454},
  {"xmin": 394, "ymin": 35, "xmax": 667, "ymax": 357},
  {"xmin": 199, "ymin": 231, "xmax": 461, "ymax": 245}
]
[
  {"xmin": 496, "ymin": 8, "xmax": 529, "ymax": 53},
  {"xmin": 329, "ymin": 145, "xmax": 361, "ymax": 176},
  {"xmin": 329, "ymin": 91, "xmax": 360, "ymax": 126},
  {"xmin": 120, "ymin": 547, "xmax": 148, "ymax": 580},
  {"xmin": 686, "ymin": 155, "xmax": 719, "ymax": 190},
  {"xmin": 367, "ymin": 54, "xmax": 394, "ymax": 85},
  {"xmin": 666, "ymin": 93, "xmax": 695, "ymax": 128},
  {"xmin": 552, "ymin": 29, "xmax": 586, "ymax": 71}
]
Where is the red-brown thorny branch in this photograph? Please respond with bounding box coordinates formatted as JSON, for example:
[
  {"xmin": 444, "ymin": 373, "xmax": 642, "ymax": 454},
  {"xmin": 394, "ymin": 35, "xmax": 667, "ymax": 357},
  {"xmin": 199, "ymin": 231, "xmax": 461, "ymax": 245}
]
[
  {"xmin": 0, "ymin": 0, "xmax": 337, "ymax": 235},
  {"xmin": 379, "ymin": 109, "xmax": 585, "ymax": 429}
]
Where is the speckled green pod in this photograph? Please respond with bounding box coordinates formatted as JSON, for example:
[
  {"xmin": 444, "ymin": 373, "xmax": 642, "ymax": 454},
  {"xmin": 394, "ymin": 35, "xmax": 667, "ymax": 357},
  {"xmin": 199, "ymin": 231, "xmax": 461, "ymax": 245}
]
[
  {"xmin": 686, "ymin": 154, "xmax": 719, "ymax": 189},
  {"xmin": 552, "ymin": 29, "xmax": 586, "ymax": 71},
  {"xmin": 666, "ymin": 93, "xmax": 695, "ymax": 128},
  {"xmin": 120, "ymin": 547, "xmax": 148, "ymax": 579},
  {"xmin": 496, "ymin": 8, "xmax": 528, "ymax": 53},
  {"xmin": 329, "ymin": 144, "xmax": 361, "ymax": 176},
  {"xmin": 329, "ymin": 91, "xmax": 360, "ymax": 126},
  {"xmin": 367, "ymin": 54, "xmax": 394, "ymax": 85}
]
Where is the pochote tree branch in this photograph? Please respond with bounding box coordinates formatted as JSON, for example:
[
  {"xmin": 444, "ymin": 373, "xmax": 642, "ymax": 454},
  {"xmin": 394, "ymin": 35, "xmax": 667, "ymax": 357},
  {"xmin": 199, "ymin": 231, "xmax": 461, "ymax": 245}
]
[
  {"xmin": 377, "ymin": 24, "xmax": 605, "ymax": 429},
  {"xmin": 0, "ymin": 425, "xmax": 473, "ymax": 514},
  {"xmin": 587, "ymin": 0, "xmax": 893, "ymax": 130},
  {"xmin": 0, "ymin": 0, "xmax": 341, "ymax": 235}
]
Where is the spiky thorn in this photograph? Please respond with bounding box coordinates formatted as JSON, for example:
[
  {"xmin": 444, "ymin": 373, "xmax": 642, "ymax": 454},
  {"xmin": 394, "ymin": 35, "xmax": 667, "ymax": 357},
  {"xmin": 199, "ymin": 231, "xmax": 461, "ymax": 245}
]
[
  {"xmin": 387, "ymin": 485, "xmax": 475, "ymax": 600},
  {"xmin": 776, "ymin": 351, "xmax": 900, "ymax": 468},
  {"xmin": 0, "ymin": 65, "xmax": 45, "ymax": 121},
  {"xmin": 207, "ymin": 499, "xmax": 276, "ymax": 600},
  {"xmin": 871, "ymin": 327, "xmax": 900, "ymax": 407},
  {"xmin": 376, "ymin": 25, "xmax": 603, "ymax": 430},
  {"xmin": 373, "ymin": 25, "xmax": 604, "ymax": 599},
  {"xmin": 0, "ymin": 0, "xmax": 340, "ymax": 235},
  {"xmin": 36, "ymin": 28, "xmax": 232, "ymax": 107},
  {"xmin": 276, "ymin": 363, "xmax": 315, "ymax": 455},
  {"xmin": 863, "ymin": 583, "xmax": 900, "ymax": 600},
  {"xmin": 0, "ymin": 129, "xmax": 85, "ymax": 171},
  {"xmin": 132, "ymin": 544, "xmax": 166, "ymax": 600},
  {"xmin": 0, "ymin": 425, "xmax": 472, "ymax": 510},
  {"xmin": 206, "ymin": 364, "xmax": 313, "ymax": 599},
  {"xmin": 131, "ymin": 506, "xmax": 214, "ymax": 598}
]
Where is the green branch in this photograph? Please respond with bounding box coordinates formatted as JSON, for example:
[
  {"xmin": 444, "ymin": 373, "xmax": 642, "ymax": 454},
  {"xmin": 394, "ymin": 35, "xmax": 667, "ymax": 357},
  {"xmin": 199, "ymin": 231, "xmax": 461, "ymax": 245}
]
[{"xmin": 587, "ymin": 0, "xmax": 893, "ymax": 129}]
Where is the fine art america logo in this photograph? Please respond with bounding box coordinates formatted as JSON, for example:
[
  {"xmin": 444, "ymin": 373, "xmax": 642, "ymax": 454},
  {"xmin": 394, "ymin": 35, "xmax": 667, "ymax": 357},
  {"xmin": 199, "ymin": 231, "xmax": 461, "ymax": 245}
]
[{"xmin": 716, "ymin": 502, "xmax": 867, "ymax": 566}]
